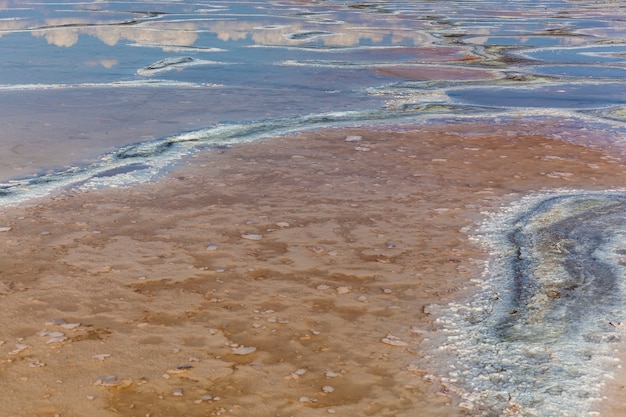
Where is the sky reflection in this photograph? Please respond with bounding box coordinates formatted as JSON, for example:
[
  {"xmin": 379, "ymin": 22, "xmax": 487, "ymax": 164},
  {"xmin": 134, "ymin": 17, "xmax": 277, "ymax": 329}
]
[{"xmin": 1, "ymin": 0, "xmax": 626, "ymax": 181}]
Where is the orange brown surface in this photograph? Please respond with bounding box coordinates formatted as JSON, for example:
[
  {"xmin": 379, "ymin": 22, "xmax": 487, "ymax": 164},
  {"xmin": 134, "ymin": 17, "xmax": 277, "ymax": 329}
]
[{"xmin": 0, "ymin": 120, "xmax": 625, "ymax": 416}]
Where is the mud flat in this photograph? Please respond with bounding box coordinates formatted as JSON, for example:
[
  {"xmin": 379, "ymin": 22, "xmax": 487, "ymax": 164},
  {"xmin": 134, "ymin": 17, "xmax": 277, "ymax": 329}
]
[{"xmin": 0, "ymin": 119, "xmax": 625, "ymax": 416}]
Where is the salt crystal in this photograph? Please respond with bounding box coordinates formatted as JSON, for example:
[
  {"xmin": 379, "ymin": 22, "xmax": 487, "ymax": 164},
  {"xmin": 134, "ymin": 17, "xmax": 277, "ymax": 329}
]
[
  {"xmin": 172, "ymin": 388, "xmax": 183, "ymax": 396},
  {"xmin": 241, "ymin": 234, "xmax": 262, "ymax": 240},
  {"xmin": 410, "ymin": 326, "xmax": 427, "ymax": 335},
  {"xmin": 325, "ymin": 370, "xmax": 338, "ymax": 378},
  {"xmin": 92, "ymin": 354, "xmax": 111, "ymax": 361},
  {"xmin": 345, "ymin": 135, "xmax": 362, "ymax": 142},
  {"xmin": 299, "ymin": 396, "xmax": 311, "ymax": 403},
  {"xmin": 8, "ymin": 343, "xmax": 31, "ymax": 355},
  {"xmin": 355, "ymin": 147, "xmax": 370, "ymax": 152},
  {"xmin": 275, "ymin": 222, "xmax": 290, "ymax": 228},
  {"xmin": 459, "ymin": 401, "xmax": 474, "ymax": 410},
  {"xmin": 0, "ymin": 227, "xmax": 11, "ymax": 232},
  {"xmin": 39, "ymin": 330, "xmax": 65, "ymax": 338},
  {"xmin": 206, "ymin": 244, "xmax": 219, "ymax": 251},
  {"xmin": 322, "ymin": 386, "xmax": 335, "ymax": 393},
  {"xmin": 381, "ymin": 335, "xmax": 408, "ymax": 347},
  {"xmin": 232, "ymin": 346, "xmax": 256, "ymax": 355},
  {"xmin": 546, "ymin": 171, "xmax": 573, "ymax": 179},
  {"xmin": 336, "ymin": 286, "xmax": 350, "ymax": 295},
  {"xmin": 46, "ymin": 336, "xmax": 68, "ymax": 344},
  {"xmin": 95, "ymin": 375, "xmax": 118, "ymax": 387},
  {"xmin": 356, "ymin": 295, "xmax": 368, "ymax": 302},
  {"xmin": 60, "ymin": 323, "xmax": 80, "ymax": 330},
  {"xmin": 317, "ymin": 284, "xmax": 330, "ymax": 291},
  {"xmin": 294, "ymin": 368, "xmax": 307, "ymax": 376},
  {"xmin": 423, "ymin": 374, "xmax": 436, "ymax": 383}
]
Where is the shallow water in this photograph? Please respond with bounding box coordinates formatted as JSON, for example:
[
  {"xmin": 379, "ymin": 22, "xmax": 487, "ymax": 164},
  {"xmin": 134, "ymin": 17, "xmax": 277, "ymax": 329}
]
[
  {"xmin": 3, "ymin": 1, "xmax": 626, "ymax": 416},
  {"xmin": 2, "ymin": 0, "xmax": 626, "ymax": 189}
]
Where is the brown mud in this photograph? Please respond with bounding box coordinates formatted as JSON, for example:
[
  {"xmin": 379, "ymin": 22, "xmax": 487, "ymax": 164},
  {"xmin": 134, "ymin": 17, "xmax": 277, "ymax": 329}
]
[{"xmin": 0, "ymin": 120, "xmax": 625, "ymax": 416}]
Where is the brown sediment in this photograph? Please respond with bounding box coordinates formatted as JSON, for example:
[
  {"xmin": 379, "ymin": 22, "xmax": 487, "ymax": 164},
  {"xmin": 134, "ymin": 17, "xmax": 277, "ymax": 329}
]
[{"xmin": 0, "ymin": 120, "xmax": 625, "ymax": 416}]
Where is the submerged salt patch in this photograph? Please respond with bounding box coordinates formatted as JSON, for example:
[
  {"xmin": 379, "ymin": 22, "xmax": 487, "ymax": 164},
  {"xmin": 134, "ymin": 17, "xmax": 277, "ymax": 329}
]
[
  {"xmin": 92, "ymin": 354, "xmax": 111, "ymax": 361},
  {"xmin": 95, "ymin": 375, "xmax": 117, "ymax": 386},
  {"xmin": 39, "ymin": 330, "xmax": 67, "ymax": 344},
  {"xmin": 241, "ymin": 233, "xmax": 263, "ymax": 240},
  {"xmin": 8, "ymin": 343, "xmax": 30, "ymax": 355},
  {"xmin": 94, "ymin": 375, "xmax": 131, "ymax": 388},
  {"xmin": 336, "ymin": 286, "xmax": 350, "ymax": 295},
  {"xmin": 232, "ymin": 346, "xmax": 256, "ymax": 355},
  {"xmin": 381, "ymin": 335, "xmax": 408, "ymax": 347}
]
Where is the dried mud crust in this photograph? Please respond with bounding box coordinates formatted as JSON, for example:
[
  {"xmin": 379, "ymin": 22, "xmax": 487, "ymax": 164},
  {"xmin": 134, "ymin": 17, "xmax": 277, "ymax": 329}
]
[{"xmin": 0, "ymin": 120, "xmax": 624, "ymax": 416}]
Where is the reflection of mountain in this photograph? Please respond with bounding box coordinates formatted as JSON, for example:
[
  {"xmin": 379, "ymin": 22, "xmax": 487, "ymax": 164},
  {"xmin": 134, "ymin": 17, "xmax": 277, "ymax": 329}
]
[
  {"xmin": 29, "ymin": 19, "xmax": 199, "ymax": 48},
  {"xmin": 0, "ymin": 3, "xmax": 432, "ymax": 49},
  {"xmin": 211, "ymin": 19, "xmax": 433, "ymax": 47}
]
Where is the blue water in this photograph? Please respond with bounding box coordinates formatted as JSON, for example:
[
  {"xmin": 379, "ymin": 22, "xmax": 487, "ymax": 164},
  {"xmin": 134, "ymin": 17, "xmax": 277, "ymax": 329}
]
[{"xmin": 1, "ymin": 0, "xmax": 626, "ymax": 196}]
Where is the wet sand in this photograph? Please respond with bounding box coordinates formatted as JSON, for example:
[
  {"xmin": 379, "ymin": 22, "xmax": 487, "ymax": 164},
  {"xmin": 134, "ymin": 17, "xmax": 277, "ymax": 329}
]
[{"xmin": 0, "ymin": 120, "xmax": 625, "ymax": 417}]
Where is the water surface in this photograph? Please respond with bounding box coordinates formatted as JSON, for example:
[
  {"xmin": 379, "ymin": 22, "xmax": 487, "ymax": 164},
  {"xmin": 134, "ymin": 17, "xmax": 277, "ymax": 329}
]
[
  {"xmin": 2, "ymin": 0, "xmax": 626, "ymax": 193},
  {"xmin": 3, "ymin": 1, "xmax": 626, "ymax": 416}
]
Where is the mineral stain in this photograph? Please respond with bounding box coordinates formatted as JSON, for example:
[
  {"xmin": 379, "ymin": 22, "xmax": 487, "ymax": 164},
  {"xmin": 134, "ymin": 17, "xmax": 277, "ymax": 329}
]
[{"xmin": 432, "ymin": 192, "xmax": 626, "ymax": 417}]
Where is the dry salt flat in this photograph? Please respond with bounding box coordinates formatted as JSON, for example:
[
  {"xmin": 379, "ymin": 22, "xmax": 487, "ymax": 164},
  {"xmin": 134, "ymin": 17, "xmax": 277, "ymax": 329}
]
[{"xmin": 0, "ymin": 120, "xmax": 626, "ymax": 416}]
